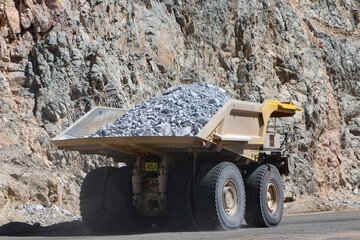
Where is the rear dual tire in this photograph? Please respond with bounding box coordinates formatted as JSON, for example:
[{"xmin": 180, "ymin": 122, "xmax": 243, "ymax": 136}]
[
  {"xmin": 196, "ymin": 162, "xmax": 246, "ymax": 230},
  {"xmin": 167, "ymin": 163, "xmax": 198, "ymax": 231},
  {"xmin": 80, "ymin": 166, "xmax": 140, "ymax": 233},
  {"xmin": 244, "ymin": 164, "xmax": 284, "ymax": 227}
]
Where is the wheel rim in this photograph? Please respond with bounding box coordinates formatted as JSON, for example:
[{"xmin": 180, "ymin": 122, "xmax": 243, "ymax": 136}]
[
  {"xmin": 266, "ymin": 181, "xmax": 278, "ymax": 213},
  {"xmin": 222, "ymin": 179, "xmax": 238, "ymax": 216}
]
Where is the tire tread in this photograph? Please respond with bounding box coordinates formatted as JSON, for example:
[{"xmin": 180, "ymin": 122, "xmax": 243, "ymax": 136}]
[
  {"xmin": 196, "ymin": 162, "xmax": 245, "ymax": 230},
  {"xmin": 244, "ymin": 164, "xmax": 283, "ymax": 227},
  {"xmin": 80, "ymin": 167, "xmax": 115, "ymax": 233},
  {"xmin": 168, "ymin": 163, "xmax": 198, "ymax": 231}
]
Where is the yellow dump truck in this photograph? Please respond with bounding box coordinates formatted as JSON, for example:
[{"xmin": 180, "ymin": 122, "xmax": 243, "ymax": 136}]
[{"xmin": 52, "ymin": 99, "xmax": 302, "ymax": 232}]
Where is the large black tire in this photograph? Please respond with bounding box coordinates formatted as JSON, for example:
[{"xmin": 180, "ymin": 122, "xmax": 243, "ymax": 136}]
[
  {"xmin": 244, "ymin": 164, "xmax": 284, "ymax": 227},
  {"xmin": 195, "ymin": 162, "xmax": 246, "ymax": 230},
  {"xmin": 103, "ymin": 166, "xmax": 140, "ymax": 232},
  {"xmin": 80, "ymin": 166, "xmax": 139, "ymax": 233},
  {"xmin": 80, "ymin": 167, "xmax": 115, "ymax": 233},
  {"xmin": 167, "ymin": 163, "xmax": 198, "ymax": 231}
]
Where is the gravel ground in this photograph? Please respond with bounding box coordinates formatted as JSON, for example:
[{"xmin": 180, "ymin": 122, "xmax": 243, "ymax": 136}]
[{"xmin": 91, "ymin": 83, "xmax": 229, "ymax": 137}]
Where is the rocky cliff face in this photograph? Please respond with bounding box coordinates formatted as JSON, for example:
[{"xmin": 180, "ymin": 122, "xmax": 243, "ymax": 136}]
[{"xmin": 0, "ymin": 0, "xmax": 359, "ymax": 223}]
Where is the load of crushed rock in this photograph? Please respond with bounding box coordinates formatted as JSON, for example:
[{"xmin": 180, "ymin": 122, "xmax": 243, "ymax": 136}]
[{"xmin": 91, "ymin": 82, "xmax": 229, "ymax": 137}]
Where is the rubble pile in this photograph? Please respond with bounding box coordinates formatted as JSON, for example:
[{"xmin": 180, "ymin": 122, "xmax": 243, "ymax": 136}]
[{"xmin": 14, "ymin": 203, "xmax": 81, "ymax": 226}]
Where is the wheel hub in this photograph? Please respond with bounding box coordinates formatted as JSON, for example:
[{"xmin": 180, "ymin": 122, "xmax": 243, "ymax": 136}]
[
  {"xmin": 222, "ymin": 180, "xmax": 238, "ymax": 216},
  {"xmin": 266, "ymin": 181, "xmax": 278, "ymax": 213}
]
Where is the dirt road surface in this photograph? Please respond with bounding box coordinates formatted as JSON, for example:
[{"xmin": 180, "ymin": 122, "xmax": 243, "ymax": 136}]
[{"xmin": 0, "ymin": 210, "xmax": 359, "ymax": 239}]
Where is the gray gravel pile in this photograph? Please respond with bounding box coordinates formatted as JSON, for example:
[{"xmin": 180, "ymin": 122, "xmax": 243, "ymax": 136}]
[
  {"xmin": 91, "ymin": 83, "xmax": 229, "ymax": 137},
  {"xmin": 15, "ymin": 203, "xmax": 81, "ymax": 226}
]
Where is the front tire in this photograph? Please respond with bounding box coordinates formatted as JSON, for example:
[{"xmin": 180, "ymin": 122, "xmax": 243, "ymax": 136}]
[
  {"xmin": 244, "ymin": 164, "xmax": 284, "ymax": 227},
  {"xmin": 196, "ymin": 162, "xmax": 246, "ymax": 230}
]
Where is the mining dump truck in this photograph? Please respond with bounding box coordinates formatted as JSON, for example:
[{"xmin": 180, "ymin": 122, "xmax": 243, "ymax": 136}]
[{"xmin": 52, "ymin": 99, "xmax": 302, "ymax": 232}]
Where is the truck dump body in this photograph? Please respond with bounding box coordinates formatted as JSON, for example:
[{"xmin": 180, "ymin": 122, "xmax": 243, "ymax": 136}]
[{"xmin": 52, "ymin": 100, "xmax": 302, "ymax": 163}]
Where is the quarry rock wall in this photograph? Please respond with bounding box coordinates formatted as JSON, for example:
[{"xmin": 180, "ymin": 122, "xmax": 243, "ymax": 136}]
[{"xmin": 0, "ymin": 0, "xmax": 359, "ymax": 223}]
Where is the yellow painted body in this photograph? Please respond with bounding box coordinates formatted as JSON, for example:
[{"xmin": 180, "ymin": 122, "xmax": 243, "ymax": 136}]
[{"xmin": 197, "ymin": 100, "xmax": 303, "ymax": 161}]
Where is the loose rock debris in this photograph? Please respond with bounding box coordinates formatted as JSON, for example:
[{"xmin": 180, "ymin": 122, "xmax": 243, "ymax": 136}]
[
  {"xmin": 13, "ymin": 203, "xmax": 81, "ymax": 226},
  {"xmin": 91, "ymin": 83, "xmax": 229, "ymax": 137}
]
